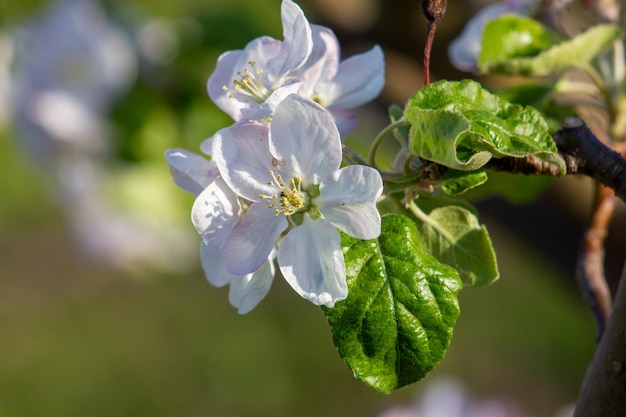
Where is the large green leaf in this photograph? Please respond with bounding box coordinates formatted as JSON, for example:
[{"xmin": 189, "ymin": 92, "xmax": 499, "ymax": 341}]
[
  {"xmin": 404, "ymin": 80, "xmax": 565, "ymax": 172},
  {"xmin": 324, "ymin": 214, "xmax": 462, "ymax": 393},
  {"xmin": 479, "ymin": 17, "xmax": 621, "ymax": 76}
]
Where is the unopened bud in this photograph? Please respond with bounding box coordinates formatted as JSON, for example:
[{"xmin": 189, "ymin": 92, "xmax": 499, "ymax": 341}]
[{"xmin": 422, "ymin": 0, "xmax": 447, "ymax": 23}]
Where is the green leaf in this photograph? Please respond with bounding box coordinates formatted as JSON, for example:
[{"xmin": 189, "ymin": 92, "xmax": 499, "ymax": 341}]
[
  {"xmin": 324, "ymin": 214, "xmax": 462, "ymax": 393},
  {"xmin": 439, "ymin": 169, "xmax": 488, "ymax": 196},
  {"xmin": 404, "ymin": 79, "xmax": 565, "ymax": 173},
  {"xmin": 480, "ymin": 17, "xmax": 621, "ymax": 76},
  {"xmin": 411, "ymin": 203, "xmax": 499, "ymax": 287},
  {"xmin": 478, "ymin": 15, "xmax": 560, "ymax": 66}
]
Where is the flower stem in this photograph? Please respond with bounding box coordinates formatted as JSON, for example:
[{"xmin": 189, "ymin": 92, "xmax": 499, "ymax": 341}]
[{"xmin": 368, "ymin": 119, "xmax": 410, "ymax": 169}]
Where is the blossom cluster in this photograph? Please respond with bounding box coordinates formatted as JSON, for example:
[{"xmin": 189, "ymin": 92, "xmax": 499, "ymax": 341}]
[{"xmin": 166, "ymin": 0, "xmax": 385, "ymax": 313}]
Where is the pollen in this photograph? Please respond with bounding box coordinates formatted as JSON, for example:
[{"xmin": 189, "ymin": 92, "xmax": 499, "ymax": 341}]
[
  {"xmin": 260, "ymin": 173, "xmax": 306, "ymax": 217},
  {"xmin": 222, "ymin": 60, "xmax": 271, "ymax": 103}
]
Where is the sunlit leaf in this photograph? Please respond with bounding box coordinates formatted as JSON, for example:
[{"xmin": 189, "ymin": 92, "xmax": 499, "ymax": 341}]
[{"xmin": 324, "ymin": 215, "xmax": 462, "ymax": 393}]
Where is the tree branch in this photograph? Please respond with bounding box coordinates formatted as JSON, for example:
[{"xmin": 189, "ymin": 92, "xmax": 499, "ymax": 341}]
[
  {"xmin": 576, "ymin": 184, "xmax": 615, "ymax": 342},
  {"xmin": 573, "ymin": 260, "xmax": 626, "ymax": 416},
  {"xmin": 486, "ymin": 117, "xmax": 626, "ymax": 203}
]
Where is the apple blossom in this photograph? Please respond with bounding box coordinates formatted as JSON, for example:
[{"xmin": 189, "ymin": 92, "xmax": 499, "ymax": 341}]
[
  {"xmin": 165, "ymin": 148, "xmax": 275, "ymax": 314},
  {"xmin": 209, "ymin": 94, "xmax": 382, "ymax": 307},
  {"xmin": 207, "ymin": 0, "xmax": 384, "ymax": 135}
]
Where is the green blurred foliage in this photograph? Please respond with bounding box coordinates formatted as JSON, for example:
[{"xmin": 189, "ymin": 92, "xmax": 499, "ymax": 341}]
[{"xmin": 0, "ymin": 0, "xmax": 597, "ymax": 416}]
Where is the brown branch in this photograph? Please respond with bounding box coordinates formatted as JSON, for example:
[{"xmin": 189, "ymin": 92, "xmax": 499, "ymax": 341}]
[
  {"xmin": 486, "ymin": 117, "xmax": 626, "ymax": 203},
  {"xmin": 554, "ymin": 118, "xmax": 626, "ymax": 202},
  {"xmin": 573, "ymin": 260, "xmax": 626, "ymax": 416},
  {"xmin": 576, "ymin": 184, "xmax": 615, "ymax": 342}
]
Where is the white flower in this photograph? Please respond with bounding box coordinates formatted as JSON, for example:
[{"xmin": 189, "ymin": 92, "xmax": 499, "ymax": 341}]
[
  {"xmin": 165, "ymin": 148, "xmax": 275, "ymax": 314},
  {"xmin": 207, "ymin": 0, "xmax": 384, "ymax": 135},
  {"xmin": 209, "ymin": 94, "xmax": 382, "ymax": 307}
]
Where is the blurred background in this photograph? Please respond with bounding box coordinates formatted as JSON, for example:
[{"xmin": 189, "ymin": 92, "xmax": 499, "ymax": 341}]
[{"xmin": 0, "ymin": 0, "xmax": 622, "ymax": 415}]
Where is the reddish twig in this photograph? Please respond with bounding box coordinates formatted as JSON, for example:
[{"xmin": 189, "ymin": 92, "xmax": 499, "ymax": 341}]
[
  {"xmin": 421, "ymin": 0, "xmax": 447, "ymax": 85},
  {"xmin": 576, "ymin": 184, "xmax": 615, "ymax": 342}
]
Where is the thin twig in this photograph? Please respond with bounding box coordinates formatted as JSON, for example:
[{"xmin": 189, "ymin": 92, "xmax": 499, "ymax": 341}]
[
  {"xmin": 421, "ymin": 0, "xmax": 447, "ymax": 86},
  {"xmin": 576, "ymin": 184, "xmax": 615, "ymax": 342}
]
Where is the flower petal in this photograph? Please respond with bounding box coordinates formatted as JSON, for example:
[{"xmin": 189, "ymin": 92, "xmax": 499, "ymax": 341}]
[
  {"xmin": 294, "ymin": 24, "xmax": 340, "ymax": 98},
  {"xmin": 229, "ymin": 253, "xmax": 276, "ymax": 314},
  {"xmin": 200, "ymin": 241, "xmax": 233, "ymax": 287},
  {"xmin": 317, "ymin": 164, "xmax": 382, "ymax": 240},
  {"xmin": 239, "ymin": 79, "xmax": 301, "ymax": 120},
  {"xmin": 164, "ymin": 148, "xmax": 219, "ymax": 196},
  {"xmin": 212, "ymin": 121, "xmax": 275, "ymax": 201},
  {"xmin": 192, "ymin": 178, "xmax": 241, "ymax": 247},
  {"xmin": 277, "ymin": 216, "xmax": 347, "ymax": 307},
  {"xmin": 275, "ymin": 0, "xmax": 313, "ymax": 74},
  {"xmin": 321, "ymin": 45, "xmax": 385, "ymax": 109},
  {"xmin": 207, "ymin": 37, "xmax": 284, "ymax": 120},
  {"xmin": 222, "ymin": 202, "xmax": 287, "ymax": 276},
  {"xmin": 269, "ymin": 94, "xmax": 341, "ymax": 181}
]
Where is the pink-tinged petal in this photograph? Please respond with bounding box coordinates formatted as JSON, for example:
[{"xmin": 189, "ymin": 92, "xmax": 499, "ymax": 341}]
[
  {"xmin": 278, "ymin": 217, "xmax": 347, "ymax": 307},
  {"xmin": 212, "ymin": 122, "xmax": 275, "ymax": 201},
  {"xmin": 200, "ymin": 241, "xmax": 232, "ymax": 287},
  {"xmin": 295, "ymin": 24, "xmax": 340, "ymax": 98},
  {"xmin": 208, "ymin": 37, "xmax": 284, "ymax": 119},
  {"xmin": 329, "ymin": 108, "xmax": 357, "ymax": 138},
  {"xmin": 240, "ymin": 79, "xmax": 301, "ymax": 120},
  {"xmin": 222, "ymin": 202, "xmax": 287, "ymax": 276},
  {"xmin": 207, "ymin": 49, "xmax": 246, "ymax": 120},
  {"xmin": 164, "ymin": 148, "xmax": 219, "ymax": 196},
  {"xmin": 229, "ymin": 254, "xmax": 276, "ymax": 314},
  {"xmin": 317, "ymin": 165, "xmax": 382, "ymax": 240},
  {"xmin": 269, "ymin": 94, "xmax": 341, "ymax": 181},
  {"xmin": 321, "ymin": 45, "xmax": 385, "ymax": 109},
  {"xmin": 192, "ymin": 179, "xmax": 241, "ymax": 247},
  {"xmin": 275, "ymin": 0, "xmax": 312, "ymax": 74}
]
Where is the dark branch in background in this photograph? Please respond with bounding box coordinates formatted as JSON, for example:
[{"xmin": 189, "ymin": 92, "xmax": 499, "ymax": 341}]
[
  {"xmin": 486, "ymin": 117, "xmax": 626, "ymax": 203},
  {"xmin": 577, "ymin": 185, "xmax": 615, "ymax": 342},
  {"xmin": 421, "ymin": 0, "xmax": 447, "ymax": 85},
  {"xmin": 573, "ymin": 260, "xmax": 626, "ymax": 417}
]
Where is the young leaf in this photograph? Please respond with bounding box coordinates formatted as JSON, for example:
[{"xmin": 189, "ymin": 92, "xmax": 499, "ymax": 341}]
[
  {"xmin": 439, "ymin": 169, "xmax": 488, "ymax": 196},
  {"xmin": 324, "ymin": 214, "xmax": 462, "ymax": 393},
  {"xmin": 479, "ymin": 17, "xmax": 621, "ymax": 76},
  {"xmin": 404, "ymin": 80, "xmax": 565, "ymax": 172},
  {"xmin": 411, "ymin": 203, "xmax": 499, "ymax": 287}
]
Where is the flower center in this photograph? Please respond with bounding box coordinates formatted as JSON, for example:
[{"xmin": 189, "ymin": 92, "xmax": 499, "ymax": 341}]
[
  {"xmin": 259, "ymin": 169, "xmax": 307, "ymax": 216},
  {"xmin": 223, "ymin": 60, "xmax": 271, "ymax": 103}
]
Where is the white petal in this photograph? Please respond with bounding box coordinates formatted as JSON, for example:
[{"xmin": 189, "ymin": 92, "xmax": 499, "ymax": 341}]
[
  {"xmin": 229, "ymin": 253, "xmax": 276, "ymax": 314},
  {"xmin": 295, "ymin": 25, "xmax": 340, "ymax": 98},
  {"xmin": 240, "ymin": 79, "xmax": 301, "ymax": 120},
  {"xmin": 192, "ymin": 179, "xmax": 241, "ymax": 247},
  {"xmin": 200, "ymin": 241, "xmax": 232, "ymax": 287},
  {"xmin": 321, "ymin": 45, "xmax": 385, "ymax": 109},
  {"xmin": 275, "ymin": 0, "xmax": 313, "ymax": 74},
  {"xmin": 277, "ymin": 217, "xmax": 347, "ymax": 307},
  {"xmin": 212, "ymin": 121, "xmax": 275, "ymax": 201},
  {"xmin": 222, "ymin": 202, "xmax": 287, "ymax": 276},
  {"xmin": 208, "ymin": 37, "xmax": 284, "ymax": 119},
  {"xmin": 164, "ymin": 148, "xmax": 219, "ymax": 196},
  {"xmin": 317, "ymin": 165, "xmax": 382, "ymax": 239},
  {"xmin": 269, "ymin": 94, "xmax": 341, "ymax": 181},
  {"xmin": 207, "ymin": 49, "xmax": 246, "ymax": 120}
]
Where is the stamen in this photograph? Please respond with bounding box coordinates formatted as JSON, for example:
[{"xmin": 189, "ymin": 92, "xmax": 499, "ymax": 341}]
[{"xmin": 223, "ymin": 60, "xmax": 272, "ymax": 103}]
